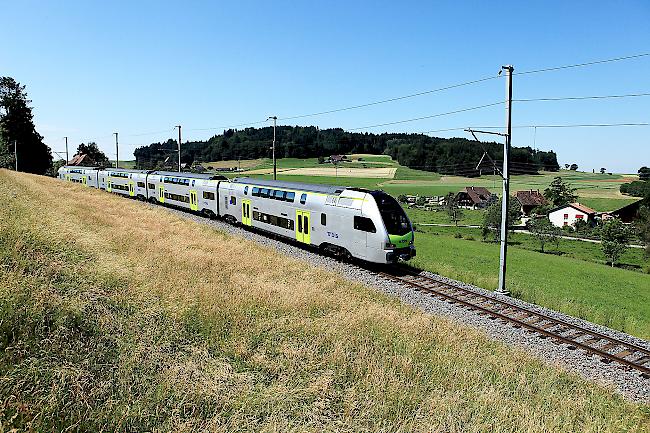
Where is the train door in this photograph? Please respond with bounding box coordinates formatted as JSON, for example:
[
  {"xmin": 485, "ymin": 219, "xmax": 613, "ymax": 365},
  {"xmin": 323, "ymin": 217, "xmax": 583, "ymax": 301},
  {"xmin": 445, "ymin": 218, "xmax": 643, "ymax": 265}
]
[
  {"xmin": 241, "ymin": 199, "xmax": 252, "ymax": 226},
  {"xmin": 107, "ymin": 179, "xmax": 112, "ymax": 192},
  {"xmin": 128, "ymin": 181, "xmax": 135, "ymax": 197},
  {"xmin": 296, "ymin": 210, "xmax": 311, "ymax": 244},
  {"xmin": 189, "ymin": 190, "xmax": 198, "ymax": 211},
  {"xmin": 82, "ymin": 176, "xmax": 87, "ymax": 186},
  {"xmin": 65, "ymin": 174, "xmax": 71, "ymax": 181},
  {"xmin": 158, "ymin": 185, "xmax": 165, "ymax": 203}
]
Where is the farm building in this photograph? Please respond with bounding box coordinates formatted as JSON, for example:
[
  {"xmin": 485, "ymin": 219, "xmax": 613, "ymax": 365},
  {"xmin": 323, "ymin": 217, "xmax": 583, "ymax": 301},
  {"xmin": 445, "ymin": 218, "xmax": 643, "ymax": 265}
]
[
  {"xmin": 67, "ymin": 153, "xmax": 95, "ymax": 166},
  {"xmin": 548, "ymin": 203, "xmax": 596, "ymax": 228},
  {"xmin": 455, "ymin": 186, "xmax": 495, "ymax": 209},
  {"xmin": 601, "ymin": 200, "xmax": 644, "ymax": 223},
  {"xmin": 515, "ymin": 189, "xmax": 548, "ymax": 216}
]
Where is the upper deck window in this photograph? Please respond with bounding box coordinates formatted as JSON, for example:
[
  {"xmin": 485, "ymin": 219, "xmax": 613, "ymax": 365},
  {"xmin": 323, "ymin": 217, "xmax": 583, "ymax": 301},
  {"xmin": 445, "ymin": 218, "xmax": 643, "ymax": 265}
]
[{"xmin": 300, "ymin": 193, "xmax": 307, "ymax": 205}]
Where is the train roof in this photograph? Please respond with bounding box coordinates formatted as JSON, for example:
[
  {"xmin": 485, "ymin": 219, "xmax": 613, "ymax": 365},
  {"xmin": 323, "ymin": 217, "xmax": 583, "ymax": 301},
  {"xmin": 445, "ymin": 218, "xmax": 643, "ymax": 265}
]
[
  {"xmin": 104, "ymin": 167, "xmax": 152, "ymax": 174},
  {"xmin": 151, "ymin": 170, "xmax": 228, "ymax": 180},
  {"xmin": 231, "ymin": 177, "xmax": 347, "ymax": 195},
  {"xmin": 62, "ymin": 165, "xmax": 100, "ymax": 169}
]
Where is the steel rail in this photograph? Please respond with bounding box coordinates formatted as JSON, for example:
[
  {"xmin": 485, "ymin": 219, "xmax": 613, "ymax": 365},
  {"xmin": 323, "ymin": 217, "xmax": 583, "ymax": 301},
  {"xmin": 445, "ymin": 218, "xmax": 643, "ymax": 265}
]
[{"xmin": 379, "ymin": 269, "xmax": 650, "ymax": 377}]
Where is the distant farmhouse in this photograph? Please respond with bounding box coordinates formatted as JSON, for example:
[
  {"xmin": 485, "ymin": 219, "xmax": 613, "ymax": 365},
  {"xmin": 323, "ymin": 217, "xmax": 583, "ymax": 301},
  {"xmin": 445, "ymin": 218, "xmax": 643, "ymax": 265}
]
[
  {"xmin": 514, "ymin": 189, "xmax": 548, "ymax": 216},
  {"xmin": 548, "ymin": 203, "xmax": 596, "ymax": 228},
  {"xmin": 67, "ymin": 153, "xmax": 96, "ymax": 166},
  {"xmin": 455, "ymin": 186, "xmax": 495, "ymax": 209},
  {"xmin": 327, "ymin": 155, "xmax": 349, "ymax": 164},
  {"xmin": 600, "ymin": 200, "xmax": 644, "ymax": 224}
]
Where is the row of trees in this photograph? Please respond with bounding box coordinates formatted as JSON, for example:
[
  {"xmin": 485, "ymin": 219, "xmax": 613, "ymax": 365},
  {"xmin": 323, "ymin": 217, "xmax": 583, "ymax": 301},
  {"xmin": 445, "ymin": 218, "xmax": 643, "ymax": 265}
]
[
  {"xmin": 134, "ymin": 127, "xmax": 561, "ymax": 175},
  {"xmin": 0, "ymin": 77, "xmax": 52, "ymax": 174}
]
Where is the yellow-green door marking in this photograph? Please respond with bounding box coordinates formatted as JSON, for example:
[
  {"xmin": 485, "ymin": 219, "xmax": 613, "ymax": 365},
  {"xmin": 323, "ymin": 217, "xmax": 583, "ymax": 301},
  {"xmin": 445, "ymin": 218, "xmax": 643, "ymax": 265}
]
[
  {"xmin": 242, "ymin": 199, "xmax": 252, "ymax": 226},
  {"xmin": 107, "ymin": 179, "xmax": 112, "ymax": 192},
  {"xmin": 82, "ymin": 176, "xmax": 87, "ymax": 186},
  {"xmin": 158, "ymin": 185, "xmax": 164, "ymax": 203},
  {"xmin": 129, "ymin": 181, "xmax": 135, "ymax": 197},
  {"xmin": 190, "ymin": 190, "xmax": 198, "ymax": 211},
  {"xmin": 295, "ymin": 210, "xmax": 311, "ymax": 244}
]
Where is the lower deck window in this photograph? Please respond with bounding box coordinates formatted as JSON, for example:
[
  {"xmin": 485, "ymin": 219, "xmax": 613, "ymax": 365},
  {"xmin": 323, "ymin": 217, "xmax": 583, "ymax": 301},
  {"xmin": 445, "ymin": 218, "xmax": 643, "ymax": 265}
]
[
  {"xmin": 165, "ymin": 192, "xmax": 190, "ymax": 203},
  {"xmin": 148, "ymin": 183, "xmax": 155, "ymax": 189},
  {"xmin": 137, "ymin": 181, "xmax": 145, "ymax": 188},
  {"xmin": 111, "ymin": 183, "xmax": 129, "ymax": 192},
  {"xmin": 203, "ymin": 191, "xmax": 215, "ymax": 200},
  {"xmin": 253, "ymin": 210, "xmax": 294, "ymax": 230}
]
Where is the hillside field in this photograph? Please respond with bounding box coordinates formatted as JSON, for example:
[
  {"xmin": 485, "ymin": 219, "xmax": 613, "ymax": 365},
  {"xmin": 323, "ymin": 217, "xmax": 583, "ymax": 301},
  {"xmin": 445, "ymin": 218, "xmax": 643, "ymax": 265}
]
[
  {"xmin": 1, "ymin": 169, "xmax": 648, "ymax": 431},
  {"xmin": 233, "ymin": 157, "xmax": 639, "ymax": 212}
]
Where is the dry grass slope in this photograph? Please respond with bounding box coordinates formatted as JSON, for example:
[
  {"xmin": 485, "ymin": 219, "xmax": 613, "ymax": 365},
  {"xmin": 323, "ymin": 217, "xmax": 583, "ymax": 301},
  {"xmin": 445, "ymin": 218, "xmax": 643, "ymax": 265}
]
[{"xmin": 0, "ymin": 169, "xmax": 648, "ymax": 432}]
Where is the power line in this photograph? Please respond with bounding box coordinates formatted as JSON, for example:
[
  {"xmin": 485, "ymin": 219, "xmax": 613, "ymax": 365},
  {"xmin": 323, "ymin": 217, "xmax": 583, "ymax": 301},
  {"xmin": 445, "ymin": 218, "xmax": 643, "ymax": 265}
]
[
  {"xmin": 515, "ymin": 52, "xmax": 650, "ymax": 76},
  {"xmin": 347, "ymin": 101, "xmax": 503, "ymax": 131},
  {"xmin": 421, "ymin": 122, "xmax": 649, "ymax": 134},
  {"xmin": 514, "ymin": 92, "xmax": 650, "ymax": 102}
]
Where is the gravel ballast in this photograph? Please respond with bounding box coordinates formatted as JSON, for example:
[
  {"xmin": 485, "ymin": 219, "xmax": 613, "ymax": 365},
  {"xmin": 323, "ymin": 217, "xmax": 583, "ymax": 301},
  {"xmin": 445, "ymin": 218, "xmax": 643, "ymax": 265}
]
[{"xmin": 159, "ymin": 206, "xmax": 650, "ymax": 403}]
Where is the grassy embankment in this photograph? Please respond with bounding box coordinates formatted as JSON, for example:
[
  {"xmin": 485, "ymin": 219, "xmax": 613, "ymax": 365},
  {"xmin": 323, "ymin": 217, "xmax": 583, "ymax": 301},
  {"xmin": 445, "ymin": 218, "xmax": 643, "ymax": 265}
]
[{"xmin": 1, "ymin": 169, "xmax": 648, "ymax": 431}]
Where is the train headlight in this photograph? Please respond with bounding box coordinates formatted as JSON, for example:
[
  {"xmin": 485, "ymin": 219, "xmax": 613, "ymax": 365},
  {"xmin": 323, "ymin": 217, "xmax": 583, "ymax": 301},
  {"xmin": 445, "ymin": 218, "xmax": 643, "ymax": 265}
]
[{"xmin": 385, "ymin": 241, "xmax": 396, "ymax": 249}]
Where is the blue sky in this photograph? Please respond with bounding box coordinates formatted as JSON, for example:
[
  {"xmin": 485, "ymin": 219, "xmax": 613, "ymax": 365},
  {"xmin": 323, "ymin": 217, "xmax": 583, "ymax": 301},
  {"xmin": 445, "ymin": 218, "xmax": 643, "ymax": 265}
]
[{"xmin": 1, "ymin": 0, "xmax": 648, "ymax": 173}]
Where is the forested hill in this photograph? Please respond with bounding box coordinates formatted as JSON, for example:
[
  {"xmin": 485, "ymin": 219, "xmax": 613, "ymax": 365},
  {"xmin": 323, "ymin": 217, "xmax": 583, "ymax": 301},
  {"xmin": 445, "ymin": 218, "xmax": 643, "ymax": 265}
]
[{"xmin": 134, "ymin": 126, "xmax": 559, "ymax": 176}]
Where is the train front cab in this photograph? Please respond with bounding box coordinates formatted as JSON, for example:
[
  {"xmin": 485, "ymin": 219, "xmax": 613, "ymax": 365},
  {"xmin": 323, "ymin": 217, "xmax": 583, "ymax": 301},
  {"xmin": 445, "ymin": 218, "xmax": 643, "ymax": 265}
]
[{"xmin": 363, "ymin": 190, "xmax": 415, "ymax": 264}]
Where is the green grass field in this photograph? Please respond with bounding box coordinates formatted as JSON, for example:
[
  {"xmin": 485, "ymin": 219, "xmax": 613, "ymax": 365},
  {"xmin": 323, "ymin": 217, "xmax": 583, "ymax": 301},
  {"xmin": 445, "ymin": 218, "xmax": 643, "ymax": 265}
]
[
  {"xmin": 411, "ymin": 227, "xmax": 650, "ymax": 338},
  {"xmin": 3, "ymin": 170, "xmax": 648, "ymax": 431}
]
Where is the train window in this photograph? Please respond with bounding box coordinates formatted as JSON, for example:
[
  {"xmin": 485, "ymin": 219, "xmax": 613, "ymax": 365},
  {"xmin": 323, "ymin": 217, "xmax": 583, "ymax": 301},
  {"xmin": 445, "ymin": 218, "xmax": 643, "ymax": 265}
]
[
  {"xmin": 230, "ymin": 196, "xmax": 236, "ymax": 205},
  {"xmin": 252, "ymin": 187, "xmax": 260, "ymax": 196},
  {"xmin": 148, "ymin": 183, "xmax": 155, "ymax": 189},
  {"xmin": 203, "ymin": 191, "xmax": 215, "ymax": 200},
  {"xmin": 244, "ymin": 186, "xmax": 249, "ymax": 195},
  {"xmin": 321, "ymin": 213, "xmax": 326, "ymax": 226},
  {"xmin": 354, "ymin": 216, "xmax": 376, "ymax": 233},
  {"xmin": 137, "ymin": 182, "xmax": 145, "ymax": 188},
  {"xmin": 304, "ymin": 216, "xmax": 309, "ymax": 234},
  {"xmin": 192, "ymin": 180, "xmax": 195, "ymax": 186},
  {"xmin": 286, "ymin": 192, "xmax": 295, "ymax": 202},
  {"xmin": 274, "ymin": 190, "xmax": 285, "ymax": 200},
  {"xmin": 300, "ymin": 193, "xmax": 307, "ymax": 205},
  {"xmin": 260, "ymin": 188, "xmax": 269, "ymax": 198}
]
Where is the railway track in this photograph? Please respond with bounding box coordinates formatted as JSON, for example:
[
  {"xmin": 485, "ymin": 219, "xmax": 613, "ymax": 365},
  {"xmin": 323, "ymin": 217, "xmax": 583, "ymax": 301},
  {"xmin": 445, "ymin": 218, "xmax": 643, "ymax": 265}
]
[{"xmin": 379, "ymin": 268, "xmax": 650, "ymax": 378}]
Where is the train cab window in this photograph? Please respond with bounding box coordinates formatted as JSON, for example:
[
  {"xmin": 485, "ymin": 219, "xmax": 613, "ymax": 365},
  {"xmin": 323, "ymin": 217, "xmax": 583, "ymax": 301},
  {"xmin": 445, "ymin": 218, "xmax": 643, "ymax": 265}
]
[
  {"xmin": 230, "ymin": 196, "xmax": 236, "ymax": 205},
  {"xmin": 252, "ymin": 187, "xmax": 260, "ymax": 196},
  {"xmin": 244, "ymin": 186, "xmax": 249, "ymax": 195},
  {"xmin": 260, "ymin": 188, "xmax": 270, "ymax": 198},
  {"xmin": 286, "ymin": 192, "xmax": 295, "ymax": 202},
  {"xmin": 321, "ymin": 213, "xmax": 326, "ymax": 226},
  {"xmin": 148, "ymin": 183, "xmax": 155, "ymax": 189},
  {"xmin": 137, "ymin": 182, "xmax": 145, "ymax": 188},
  {"xmin": 300, "ymin": 193, "xmax": 307, "ymax": 205},
  {"xmin": 354, "ymin": 216, "xmax": 376, "ymax": 233}
]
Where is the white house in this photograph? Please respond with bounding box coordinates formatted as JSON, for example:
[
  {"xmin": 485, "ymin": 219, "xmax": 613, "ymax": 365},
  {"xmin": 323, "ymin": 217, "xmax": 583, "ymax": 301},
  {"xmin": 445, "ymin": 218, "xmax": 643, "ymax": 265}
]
[{"xmin": 548, "ymin": 202, "xmax": 596, "ymax": 228}]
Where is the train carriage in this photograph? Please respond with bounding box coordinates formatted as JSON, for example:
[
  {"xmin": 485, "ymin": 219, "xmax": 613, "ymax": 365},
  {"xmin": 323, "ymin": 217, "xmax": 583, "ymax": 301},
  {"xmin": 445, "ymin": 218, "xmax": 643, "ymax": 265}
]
[
  {"xmin": 147, "ymin": 171, "xmax": 227, "ymax": 217},
  {"xmin": 58, "ymin": 166, "xmax": 100, "ymax": 188},
  {"xmin": 100, "ymin": 168, "xmax": 151, "ymax": 199}
]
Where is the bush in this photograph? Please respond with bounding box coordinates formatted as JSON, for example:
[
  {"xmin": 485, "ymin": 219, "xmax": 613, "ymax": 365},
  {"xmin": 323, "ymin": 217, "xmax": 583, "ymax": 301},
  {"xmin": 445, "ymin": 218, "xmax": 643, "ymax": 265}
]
[{"xmin": 454, "ymin": 232, "xmax": 463, "ymax": 239}]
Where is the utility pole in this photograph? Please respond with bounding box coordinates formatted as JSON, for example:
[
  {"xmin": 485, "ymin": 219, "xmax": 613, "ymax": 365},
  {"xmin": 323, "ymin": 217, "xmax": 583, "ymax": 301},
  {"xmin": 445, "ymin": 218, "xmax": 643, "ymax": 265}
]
[
  {"xmin": 64, "ymin": 136, "xmax": 69, "ymax": 163},
  {"xmin": 175, "ymin": 125, "xmax": 182, "ymax": 172},
  {"xmin": 497, "ymin": 65, "xmax": 514, "ymax": 295},
  {"xmin": 113, "ymin": 132, "xmax": 119, "ymax": 168},
  {"xmin": 14, "ymin": 140, "xmax": 17, "ymax": 171},
  {"xmin": 267, "ymin": 116, "xmax": 277, "ymax": 180}
]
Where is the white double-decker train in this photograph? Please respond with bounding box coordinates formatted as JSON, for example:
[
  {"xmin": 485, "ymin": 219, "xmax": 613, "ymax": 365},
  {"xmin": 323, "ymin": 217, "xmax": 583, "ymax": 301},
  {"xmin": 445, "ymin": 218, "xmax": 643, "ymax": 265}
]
[{"xmin": 58, "ymin": 166, "xmax": 416, "ymax": 264}]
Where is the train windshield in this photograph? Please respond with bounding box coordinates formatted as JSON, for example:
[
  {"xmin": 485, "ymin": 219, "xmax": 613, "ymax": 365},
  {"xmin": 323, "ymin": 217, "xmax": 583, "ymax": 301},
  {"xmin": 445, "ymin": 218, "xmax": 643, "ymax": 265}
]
[{"xmin": 370, "ymin": 191, "xmax": 411, "ymax": 236}]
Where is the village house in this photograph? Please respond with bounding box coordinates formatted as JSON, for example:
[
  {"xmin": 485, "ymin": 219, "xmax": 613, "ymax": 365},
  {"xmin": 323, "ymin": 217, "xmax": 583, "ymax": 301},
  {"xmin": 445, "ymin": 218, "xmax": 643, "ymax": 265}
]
[
  {"xmin": 600, "ymin": 200, "xmax": 643, "ymax": 223},
  {"xmin": 514, "ymin": 189, "xmax": 548, "ymax": 216},
  {"xmin": 548, "ymin": 202, "xmax": 596, "ymax": 228},
  {"xmin": 455, "ymin": 186, "xmax": 495, "ymax": 209}
]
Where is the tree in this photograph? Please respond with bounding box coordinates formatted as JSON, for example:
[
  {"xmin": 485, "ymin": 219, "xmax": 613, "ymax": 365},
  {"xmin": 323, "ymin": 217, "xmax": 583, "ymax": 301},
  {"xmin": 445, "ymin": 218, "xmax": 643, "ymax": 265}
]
[
  {"xmin": 639, "ymin": 166, "xmax": 650, "ymax": 181},
  {"xmin": 482, "ymin": 198, "xmax": 521, "ymax": 242},
  {"xmin": 0, "ymin": 77, "xmax": 52, "ymax": 174},
  {"xmin": 445, "ymin": 192, "xmax": 464, "ymax": 226},
  {"xmin": 569, "ymin": 163, "xmax": 578, "ymax": 171},
  {"xmin": 635, "ymin": 206, "xmax": 650, "ymax": 257},
  {"xmin": 543, "ymin": 176, "xmax": 578, "ymax": 206},
  {"xmin": 76, "ymin": 142, "xmax": 110, "ymax": 167},
  {"xmin": 600, "ymin": 219, "xmax": 630, "ymax": 267},
  {"xmin": 600, "ymin": 167, "xmax": 606, "ymax": 174},
  {"xmin": 528, "ymin": 217, "xmax": 560, "ymax": 253},
  {"xmin": 564, "ymin": 164, "xmax": 570, "ymax": 170}
]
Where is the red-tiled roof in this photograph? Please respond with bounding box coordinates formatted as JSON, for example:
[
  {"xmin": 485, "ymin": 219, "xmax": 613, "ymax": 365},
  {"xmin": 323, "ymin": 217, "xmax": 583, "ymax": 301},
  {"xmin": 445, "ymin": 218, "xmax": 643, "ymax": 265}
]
[
  {"xmin": 461, "ymin": 186, "xmax": 493, "ymax": 204},
  {"xmin": 68, "ymin": 154, "xmax": 89, "ymax": 166},
  {"xmin": 515, "ymin": 190, "xmax": 548, "ymax": 206},
  {"xmin": 570, "ymin": 202, "xmax": 596, "ymax": 215}
]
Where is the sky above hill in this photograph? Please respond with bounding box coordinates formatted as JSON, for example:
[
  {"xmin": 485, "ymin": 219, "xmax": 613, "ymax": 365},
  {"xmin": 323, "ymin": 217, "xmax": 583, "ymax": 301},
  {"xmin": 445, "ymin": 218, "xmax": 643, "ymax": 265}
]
[{"xmin": 1, "ymin": 0, "xmax": 648, "ymax": 173}]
